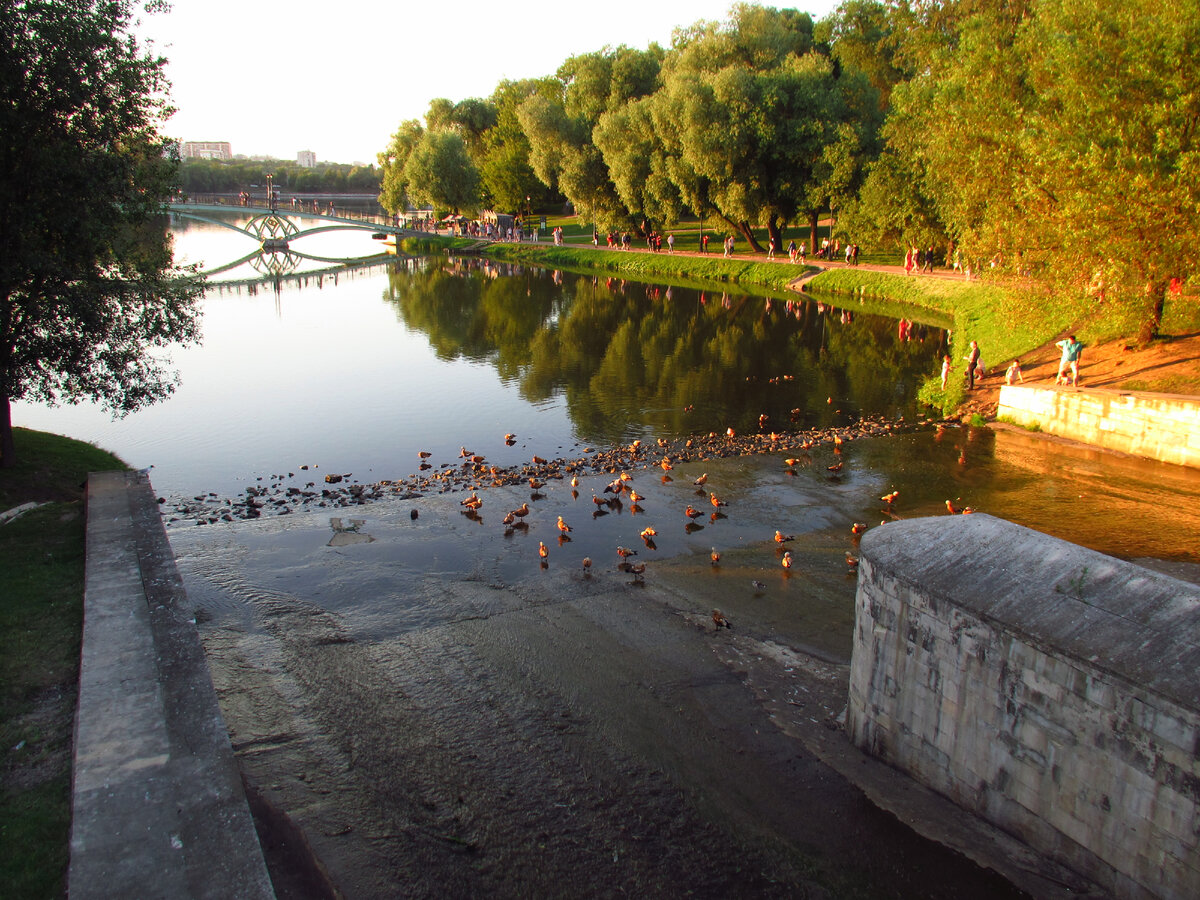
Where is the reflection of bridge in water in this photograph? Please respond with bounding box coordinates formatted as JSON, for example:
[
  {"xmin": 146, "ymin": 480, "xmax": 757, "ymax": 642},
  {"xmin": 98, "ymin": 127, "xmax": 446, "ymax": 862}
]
[{"xmin": 167, "ymin": 202, "xmax": 423, "ymax": 284}]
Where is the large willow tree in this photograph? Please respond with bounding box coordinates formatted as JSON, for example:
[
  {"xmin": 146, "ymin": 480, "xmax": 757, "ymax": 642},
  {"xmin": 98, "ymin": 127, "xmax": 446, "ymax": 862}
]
[{"xmin": 0, "ymin": 0, "xmax": 204, "ymax": 466}]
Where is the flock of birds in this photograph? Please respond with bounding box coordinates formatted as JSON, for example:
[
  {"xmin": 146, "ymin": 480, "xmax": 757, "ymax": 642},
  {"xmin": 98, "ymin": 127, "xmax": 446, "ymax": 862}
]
[
  {"xmin": 414, "ymin": 424, "xmax": 981, "ymax": 634},
  {"xmin": 164, "ymin": 412, "xmax": 982, "ymax": 638}
]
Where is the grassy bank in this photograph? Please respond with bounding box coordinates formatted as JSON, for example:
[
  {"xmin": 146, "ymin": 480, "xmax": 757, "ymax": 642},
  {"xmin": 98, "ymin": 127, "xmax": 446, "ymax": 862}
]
[{"xmin": 1, "ymin": 429, "xmax": 126, "ymax": 898}]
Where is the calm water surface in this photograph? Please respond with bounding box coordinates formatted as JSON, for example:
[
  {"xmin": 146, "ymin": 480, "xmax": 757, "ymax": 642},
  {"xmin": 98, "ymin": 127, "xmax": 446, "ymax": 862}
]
[{"xmin": 15, "ymin": 214, "xmax": 944, "ymax": 496}]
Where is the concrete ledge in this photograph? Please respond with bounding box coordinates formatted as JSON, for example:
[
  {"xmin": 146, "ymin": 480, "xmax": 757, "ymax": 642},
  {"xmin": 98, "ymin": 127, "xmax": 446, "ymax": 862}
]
[
  {"xmin": 70, "ymin": 471, "xmax": 274, "ymax": 899},
  {"xmin": 849, "ymin": 515, "xmax": 1200, "ymax": 899},
  {"xmin": 998, "ymin": 384, "xmax": 1200, "ymax": 469}
]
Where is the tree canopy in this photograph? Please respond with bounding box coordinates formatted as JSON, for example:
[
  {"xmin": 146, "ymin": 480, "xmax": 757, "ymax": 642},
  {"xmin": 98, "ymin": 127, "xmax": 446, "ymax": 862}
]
[
  {"xmin": 0, "ymin": 0, "xmax": 205, "ymax": 466},
  {"xmin": 375, "ymin": 0, "xmax": 1197, "ymax": 337}
]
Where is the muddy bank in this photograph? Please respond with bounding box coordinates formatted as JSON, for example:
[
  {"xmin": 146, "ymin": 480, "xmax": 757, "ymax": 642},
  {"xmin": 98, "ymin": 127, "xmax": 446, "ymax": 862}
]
[{"xmin": 169, "ymin": 450, "xmax": 1103, "ymax": 898}]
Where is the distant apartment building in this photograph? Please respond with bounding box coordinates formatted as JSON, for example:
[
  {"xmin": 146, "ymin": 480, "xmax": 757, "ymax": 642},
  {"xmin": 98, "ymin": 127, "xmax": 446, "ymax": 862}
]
[
  {"xmin": 181, "ymin": 141, "xmax": 232, "ymax": 160},
  {"xmin": 297, "ymin": 150, "xmax": 317, "ymax": 168}
]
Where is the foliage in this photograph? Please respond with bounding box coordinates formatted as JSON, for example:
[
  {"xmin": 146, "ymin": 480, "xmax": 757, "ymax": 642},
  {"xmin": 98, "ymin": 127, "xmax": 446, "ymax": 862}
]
[
  {"xmin": 853, "ymin": 0, "xmax": 1200, "ymax": 341},
  {"xmin": 479, "ymin": 80, "xmax": 554, "ymax": 213},
  {"xmin": 402, "ymin": 130, "xmax": 480, "ymax": 215},
  {"xmin": 377, "ymin": 119, "xmax": 425, "ymax": 213},
  {"xmin": 0, "ymin": 0, "xmax": 205, "ymax": 467},
  {"xmin": 518, "ymin": 45, "xmax": 666, "ymax": 228},
  {"xmin": 179, "ymin": 158, "xmax": 380, "ymax": 195}
]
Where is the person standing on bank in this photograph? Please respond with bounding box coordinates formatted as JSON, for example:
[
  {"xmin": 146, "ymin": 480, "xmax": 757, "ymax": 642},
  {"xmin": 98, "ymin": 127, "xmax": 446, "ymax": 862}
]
[
  {"xmin": 1056, "ymin": 335, "xmax": 1084, "ymax": 386},
  {"xmin": 964, "ymin": 340, "xmax": 981, "ymax": 390}
]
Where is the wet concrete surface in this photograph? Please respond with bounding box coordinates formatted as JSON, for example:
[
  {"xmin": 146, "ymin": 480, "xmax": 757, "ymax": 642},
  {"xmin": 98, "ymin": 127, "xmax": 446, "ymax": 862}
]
[{"xmin": 166, "ymin": 446, "xmax": 1122, "ymax": 898}]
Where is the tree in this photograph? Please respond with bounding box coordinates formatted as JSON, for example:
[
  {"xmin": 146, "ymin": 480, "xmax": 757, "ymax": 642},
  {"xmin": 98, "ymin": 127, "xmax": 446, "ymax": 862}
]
[
  {"xmin": 403, "ymin": 130, "xmax": 480, "ymax": 215},
  {"xmin": 377, "ymin": 119, "xmax": 424, "ymax": 213},
  {"xmin": 625, "ymin": 5, "xmax": 876, "ymax": 252},
  {"xmin": 0, "ymin": 0, "xmax": 204, "ymax": 466},
  {"xmin": 479, "ymin": 79, "xmax": 551, "ymax": 214},
  {"xmin": 519, "ymin": 45, "xmax": 664, "ymax": 228}
]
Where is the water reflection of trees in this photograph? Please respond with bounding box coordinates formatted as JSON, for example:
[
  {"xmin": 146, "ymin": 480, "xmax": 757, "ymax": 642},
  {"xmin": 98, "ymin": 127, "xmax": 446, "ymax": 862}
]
[{"xmin": 384, "ymin": 259, "xmax": 946, "ymax": 443}]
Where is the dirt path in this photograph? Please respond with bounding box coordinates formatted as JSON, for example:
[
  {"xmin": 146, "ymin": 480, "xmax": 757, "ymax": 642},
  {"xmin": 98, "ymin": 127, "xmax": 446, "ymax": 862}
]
[{"xmin": 955, "ymin": 330, "xmax": 1200, "ymax": 421}]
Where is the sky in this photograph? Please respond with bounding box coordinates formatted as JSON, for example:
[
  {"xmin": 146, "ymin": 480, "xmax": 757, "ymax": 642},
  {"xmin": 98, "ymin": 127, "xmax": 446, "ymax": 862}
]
[{"xmin": 133, "ymin": 0, "xmax": 840, "ymax": 166}]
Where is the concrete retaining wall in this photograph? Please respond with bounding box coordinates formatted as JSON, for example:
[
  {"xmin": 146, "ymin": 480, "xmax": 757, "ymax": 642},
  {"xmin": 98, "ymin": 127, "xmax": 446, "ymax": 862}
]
[
  {"xmin": 848, "ymin": 515, "xmax": 1200, "ymax": 899},
  {"xmin": 71, "ymin": 471, "xmax": 274, "ymax": 899},
  {"xmin": 998, "ymin": 385, "xmax": 1200, "ymax": 469}
]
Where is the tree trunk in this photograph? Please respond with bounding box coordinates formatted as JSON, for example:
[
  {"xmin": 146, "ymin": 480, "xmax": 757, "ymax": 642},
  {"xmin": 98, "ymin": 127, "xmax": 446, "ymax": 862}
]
[
  {"xmin": 737, "ymin": 221, "xmax": 764, "ymax": 253},
  {"xmin": 0, "ymin": 394, "xmax": 14, "ymax": 468},
  {"xmin": 808, "ymin": 210, "xmax": 819, "ymax": 254},
  {"xmin": 1138, "ymin": 279, "xmax": 1167, "ymax": 344}
]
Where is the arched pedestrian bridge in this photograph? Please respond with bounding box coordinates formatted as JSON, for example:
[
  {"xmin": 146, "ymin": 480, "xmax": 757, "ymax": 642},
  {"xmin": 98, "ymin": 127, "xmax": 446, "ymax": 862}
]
[{"xmin": 168, "ymin": 202, "xmax": 413, "ymax": 249}]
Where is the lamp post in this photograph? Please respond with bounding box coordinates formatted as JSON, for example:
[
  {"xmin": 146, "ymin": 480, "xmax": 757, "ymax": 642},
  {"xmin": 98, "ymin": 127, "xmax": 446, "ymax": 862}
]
[{"xmin": 266, "ymin": 173, "xmax": 275, "ymax": 211}]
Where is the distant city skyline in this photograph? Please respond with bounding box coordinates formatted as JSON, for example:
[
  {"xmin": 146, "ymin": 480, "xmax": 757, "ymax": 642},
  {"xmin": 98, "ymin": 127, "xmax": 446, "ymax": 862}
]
[{"xmin": 134, "ymin": 0, "xmax": 840, "ymax": 166}]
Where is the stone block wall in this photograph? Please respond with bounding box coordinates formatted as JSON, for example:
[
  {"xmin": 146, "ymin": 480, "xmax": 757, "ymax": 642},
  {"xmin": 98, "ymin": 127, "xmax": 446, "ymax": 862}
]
[
  {"xmin": 848, "ymin": 515, "xmax": 1200, "ymax": 899},
  {"xmin": 997, "ymin": 385, "xmax": 1200, "ymax": 469}
]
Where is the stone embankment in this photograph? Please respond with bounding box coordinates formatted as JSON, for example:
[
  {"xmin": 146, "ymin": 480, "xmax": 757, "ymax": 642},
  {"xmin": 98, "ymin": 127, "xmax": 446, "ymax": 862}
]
[
  {"xmin": 70, "ymin": 471, "xmax": 273, "ymax": 899},
  {"xmin": 999, "ymin": 384, "xmax": 1200, "ymax": 469},
  {"xmin": 851, "ymin": 513, "xmax": 1200, "ymax": 899}
]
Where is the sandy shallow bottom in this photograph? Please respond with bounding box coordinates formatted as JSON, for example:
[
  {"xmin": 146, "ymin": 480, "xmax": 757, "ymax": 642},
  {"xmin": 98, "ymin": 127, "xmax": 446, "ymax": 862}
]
[{"xmin": 168, "ymin": 452, "xmax": 1111, "ymax": 898}]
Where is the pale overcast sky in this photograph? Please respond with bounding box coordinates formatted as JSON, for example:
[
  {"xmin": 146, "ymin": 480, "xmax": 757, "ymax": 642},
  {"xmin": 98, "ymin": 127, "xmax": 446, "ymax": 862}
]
[{"xmin": 133, "ymin": 0, "xmax": 840, "ymax": 165}]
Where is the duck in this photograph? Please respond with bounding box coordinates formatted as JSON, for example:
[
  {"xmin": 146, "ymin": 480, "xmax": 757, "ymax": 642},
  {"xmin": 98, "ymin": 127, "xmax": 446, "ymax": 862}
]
[
  {"xmin": 712, "ymin": 609, "xmax": 733, "ymax": 629},
  {"xmin": 538, "ymin": 541, "xmax": 549, "ymax": 559},
  {"xmin": 582, "ymin": 556, "xmax": 592, "ymax": 571},
  {"xmin": 774, "ymin": 530, "xmax": 795, "ymax": 544},
  {"xmin": 418, "ymin": 450, "xmax": 432, "ymax": 459},
  {"xmin": 639, "ymin": 526, "xmax": 657, "ymax": 539},
  {"xmin": 709, "ymin": 492, "xmax": 727, "ymax": 508},
  {"xmin": 782, "ymin": 551, "xmax": 793, "ymax": 569},
  {"xmin": 693, "ymin": 473, "xmax": 708, "ymax": 486},
  {"xmin": 557, "ymin": 516, "xmax": 572, "ymax": 534},
  {"xmin": 881, "ymin": 490, "xmax": 899, "ymax": 504},
  {"xmin": 513, "ymin": 502, "xmax": 530, "ymax": 518},
  {"xmin": 827, "ymin": 462, "xmax": 843, "ymax": 472},
  {"xmin": 846, "ymin": 553, "xmax": 859, "ymax": 569},
  {"xmin": 710, "ymin": 548, "xmax": 721, "ymax": 566},
  {"xmin": 616, "ymin": 546, "xmax": 638, "ymax": 559},
  {"xmin": 851, "ymin": 522, "xmax": 868, "ymax": 534},
  {"xmin": 685, "ymin": 505, "xmax": 704, "ymax": 520}
]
